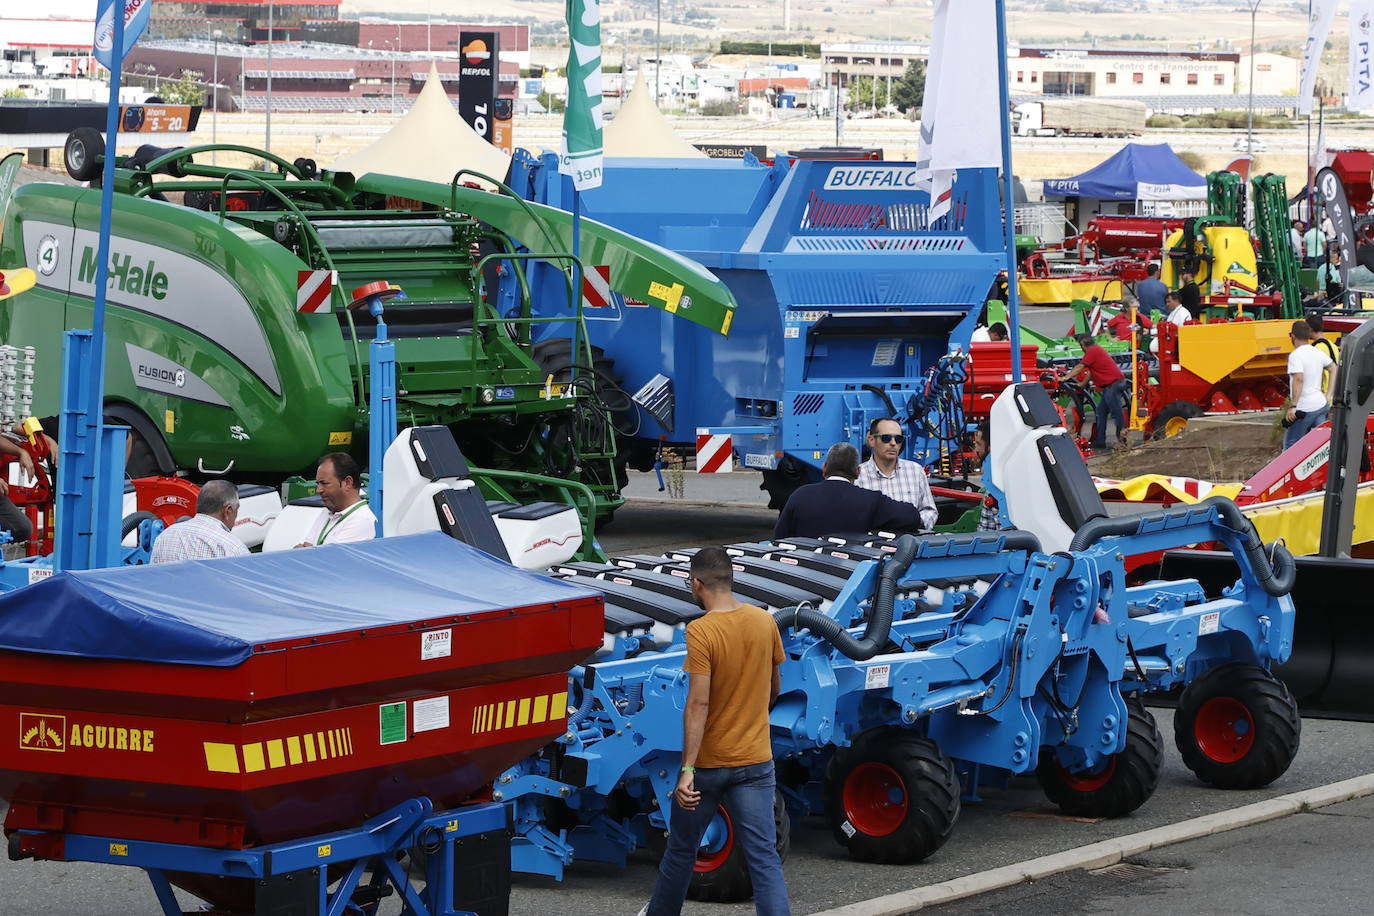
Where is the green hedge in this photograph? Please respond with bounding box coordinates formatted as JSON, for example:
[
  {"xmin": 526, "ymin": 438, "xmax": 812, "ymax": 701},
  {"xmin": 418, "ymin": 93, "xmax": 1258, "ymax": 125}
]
[{"xmin": 719, "ymin": 40, "xmax": 820, "ymax": 57}]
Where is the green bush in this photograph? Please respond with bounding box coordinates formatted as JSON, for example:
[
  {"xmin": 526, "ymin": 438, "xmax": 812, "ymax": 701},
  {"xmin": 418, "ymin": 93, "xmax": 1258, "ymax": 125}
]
[
  {"xmin": 698, "ymin": 98, "xmax": 738, "ymax": 116},
  {"xmin": 719, "ymin": 40, "xmax": 820, "ymax": 57},
  {"xmin": 1147, "ymin": 113, "xmax": 1184, "ymax": 128}
]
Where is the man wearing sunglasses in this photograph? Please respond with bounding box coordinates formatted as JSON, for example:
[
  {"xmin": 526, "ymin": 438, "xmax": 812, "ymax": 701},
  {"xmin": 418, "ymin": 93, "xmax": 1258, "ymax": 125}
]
[
  {"xmin": 856, "ymin": 418, "xmax": 937, "ymax": 530},
  {"xmin": 774, "ymin": 442, "xmax": 925, "ymax": 539}
]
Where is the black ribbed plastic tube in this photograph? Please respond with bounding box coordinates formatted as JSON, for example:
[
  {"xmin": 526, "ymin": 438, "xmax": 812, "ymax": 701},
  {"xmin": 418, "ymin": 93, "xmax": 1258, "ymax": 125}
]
[{"xmin": 1067, "ymin": 495, "xmax": 1296, "ymax": 597}]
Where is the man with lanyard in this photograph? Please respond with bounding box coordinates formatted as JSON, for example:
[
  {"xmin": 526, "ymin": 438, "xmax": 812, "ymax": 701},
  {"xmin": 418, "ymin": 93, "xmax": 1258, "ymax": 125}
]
[
  {"xmin": 855, "ymin": 417, "xmax": 938, "ymax": 530},
  {"xmin": 1064, "ymin": 333, "xmax": 1129, "ymax": 450},
  {"xmin": 295, "ymin": 452, "xmax": 376, "ymax": 547},
  {"xmin": 639, "ymin": 547, "xmax": 790, "ymax": 916}
]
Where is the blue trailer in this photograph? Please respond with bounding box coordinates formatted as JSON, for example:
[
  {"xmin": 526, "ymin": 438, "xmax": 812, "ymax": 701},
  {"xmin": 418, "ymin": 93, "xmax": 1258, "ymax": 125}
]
[{"xmin": 510, "ymin": 153, "xmax": 1005, "ymax": 505}]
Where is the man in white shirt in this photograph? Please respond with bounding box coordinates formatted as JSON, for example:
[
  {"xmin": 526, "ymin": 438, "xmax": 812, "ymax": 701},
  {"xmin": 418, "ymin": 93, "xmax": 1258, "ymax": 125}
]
[
  {"xmin": 1283, "ymin": 320, "xmax": 1337, "ymax": 451},
  {"xmin": 295, "ymin": 452, "xmax": 377, "ymax": 547},
  {"xmin": 150, "ymin": 480, "xmax": 250, "ymax": 563},
  {"xmin": 855, "ymin": 417, "xmax": 937, "ymax": 530},
  {"xmin": 1290, "ymin": 220, "xmax": 1305, "ymax": 263}
]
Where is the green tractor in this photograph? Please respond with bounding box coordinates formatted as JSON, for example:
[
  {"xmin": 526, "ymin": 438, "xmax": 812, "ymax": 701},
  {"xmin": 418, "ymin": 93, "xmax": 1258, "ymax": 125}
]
[{"xmin": 0, "ymin": 136, "xmax": 737, "ymax": 527}]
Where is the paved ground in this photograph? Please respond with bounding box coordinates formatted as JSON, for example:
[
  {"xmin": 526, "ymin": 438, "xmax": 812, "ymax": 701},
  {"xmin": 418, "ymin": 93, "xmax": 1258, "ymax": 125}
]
[{"xmin": 926, "ymin": 793, "xmax": 1374, "ymax": 916}]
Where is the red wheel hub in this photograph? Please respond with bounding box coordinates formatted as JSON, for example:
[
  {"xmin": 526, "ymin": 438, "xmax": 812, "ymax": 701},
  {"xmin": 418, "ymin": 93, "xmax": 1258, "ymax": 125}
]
[
  {"xmin": 1057, "ymin": 756, "xmax": 1117, "ymax": 792},
  {"xmin": 842, "ymin": 762, "xmax": 908, "ymax": 837},
  {"xmin": 694, "ymin": 807, "xmax": 734, "ymax": 873},
  {"xmin": 1194, "ymin": 696, "xmax": 1255, "ymax": 763}
]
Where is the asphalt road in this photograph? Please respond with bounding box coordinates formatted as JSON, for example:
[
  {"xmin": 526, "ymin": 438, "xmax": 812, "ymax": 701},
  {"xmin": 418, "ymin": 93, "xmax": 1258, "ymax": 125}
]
[{"xmin": 927, "ymin": 793, "xmax": 1374, "ymax": 916}]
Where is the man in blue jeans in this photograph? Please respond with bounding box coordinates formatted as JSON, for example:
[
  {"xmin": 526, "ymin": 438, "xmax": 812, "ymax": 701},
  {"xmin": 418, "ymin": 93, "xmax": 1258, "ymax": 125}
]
[{"xmin": 640, "ymin": 547, "xmax": 790, "ymax": 916}]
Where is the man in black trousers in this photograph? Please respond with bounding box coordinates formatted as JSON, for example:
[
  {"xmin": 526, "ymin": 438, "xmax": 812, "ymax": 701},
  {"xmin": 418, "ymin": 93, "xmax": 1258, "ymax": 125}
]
[{"xmin": 773, "ymin": 443, "xmax": 926, "ymax": 540}]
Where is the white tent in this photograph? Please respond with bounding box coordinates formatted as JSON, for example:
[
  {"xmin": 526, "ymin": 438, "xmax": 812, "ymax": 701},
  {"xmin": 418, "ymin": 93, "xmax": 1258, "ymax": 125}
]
[
  {"xmin": 331, "ymin": 64, "xmax": 511, "ymax": 184},
  {"xmin": 604, "ymin": 72, "xmax": 706, "ymax": 159}
]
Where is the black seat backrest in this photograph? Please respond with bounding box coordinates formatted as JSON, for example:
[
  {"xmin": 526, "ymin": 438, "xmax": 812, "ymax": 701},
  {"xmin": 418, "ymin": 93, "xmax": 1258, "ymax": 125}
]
[
  {"xmin": 409, "ymin": 426, "xmax": 472, "ymax": 481},
  {"xmin": 432, "ymin": 487, "xmax": 510, "ymax": 562},
  {"xmin": 1036, "ymin": 434, "xmax": 1108, "ymax": 530}
]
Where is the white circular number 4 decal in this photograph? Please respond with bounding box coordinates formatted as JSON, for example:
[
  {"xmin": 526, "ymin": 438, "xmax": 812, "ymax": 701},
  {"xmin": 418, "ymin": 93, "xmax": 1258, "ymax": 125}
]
[{"xmin": 36, "ymin": 235, "xmax": 60, "ymax": 276}]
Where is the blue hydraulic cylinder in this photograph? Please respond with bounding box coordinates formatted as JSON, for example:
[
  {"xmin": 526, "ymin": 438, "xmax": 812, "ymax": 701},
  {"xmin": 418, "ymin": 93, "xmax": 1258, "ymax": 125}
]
[{"xmin": 367, "ymin": 301, "xmax": 396, "ymax": 536}]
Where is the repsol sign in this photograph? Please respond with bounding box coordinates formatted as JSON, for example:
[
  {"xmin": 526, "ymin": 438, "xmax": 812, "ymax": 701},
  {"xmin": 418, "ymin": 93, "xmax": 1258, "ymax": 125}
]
[
  {"xmin": 822, "ymin": 166, "xmax": 920, "ymax": 191},
  {"xmin": 77, "ymin": 246, "xmax": 168, "ymax": 301}
]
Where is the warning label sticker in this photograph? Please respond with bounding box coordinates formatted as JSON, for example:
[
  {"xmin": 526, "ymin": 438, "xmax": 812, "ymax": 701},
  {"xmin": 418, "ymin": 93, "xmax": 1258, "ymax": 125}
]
[{"xmin": 379, "ymin": 702, "xmax": 407, "ymax": 745}]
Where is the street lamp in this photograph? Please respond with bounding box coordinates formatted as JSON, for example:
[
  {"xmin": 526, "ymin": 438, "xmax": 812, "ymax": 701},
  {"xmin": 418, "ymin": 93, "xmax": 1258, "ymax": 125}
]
[
  {"xmin": 265, "ymin": 0, "xmax": 274, "ymax": 152},
  {"xmin": 1245, "ymin": 0, "xmax": 1260, "ymax": 152},
  {"xmin": 212, "ymin": 29, "xmax": 222, "ymax": 163}
]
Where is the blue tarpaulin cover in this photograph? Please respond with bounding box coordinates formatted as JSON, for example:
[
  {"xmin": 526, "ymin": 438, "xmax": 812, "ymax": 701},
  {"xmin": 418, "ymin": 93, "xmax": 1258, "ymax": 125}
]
[
  {"xmin": 0, "ymin": 533, "xmax": 601, "ymax": 667},
  {"xmin": 1042, "ymin": 143, "xmax": 1206, "ymax": 201}
]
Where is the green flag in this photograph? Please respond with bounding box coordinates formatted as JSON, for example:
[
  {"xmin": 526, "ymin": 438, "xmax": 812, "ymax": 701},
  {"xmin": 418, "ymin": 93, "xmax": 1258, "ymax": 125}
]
[{"xmin": 561, "ymin": 0, "xmax": 604, "ymax": 191}]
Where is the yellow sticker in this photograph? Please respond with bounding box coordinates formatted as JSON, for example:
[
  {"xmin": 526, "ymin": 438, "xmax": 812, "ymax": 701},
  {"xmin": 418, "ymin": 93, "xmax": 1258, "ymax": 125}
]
[
  {"xmin": 647, "ymin": 281, "xmax": 685, "ymax": 313},
  {"xmin": 445, "ymin": 819, "xmax": 460, "ymax": 833},
  {"xmin": 720, "ymin": 310, "xmax": 734, "ymax": 336},
  {"xmin": 328, "ymin": 431, "xmax": 352, "ymax": 445},
  {"xmin": 813, "ymin": 451, "xmax": 822, "ymax": 460},
  {"xmin": 317, "ymin": 844, "xmax": 333, "ymax": 858},
  {"xmin": 109, "ymin": 843, "xmax": 129, "ymax": 857},
  {"xmin": 164, "ymin": 410, "xmax": 175, "ymax": 434}
]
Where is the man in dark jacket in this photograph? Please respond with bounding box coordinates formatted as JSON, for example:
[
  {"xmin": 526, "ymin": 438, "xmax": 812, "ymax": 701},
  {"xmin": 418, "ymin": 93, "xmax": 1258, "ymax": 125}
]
[{"xmin": 773, "ymin": 443, "xmax": 926, "ymax": 540}]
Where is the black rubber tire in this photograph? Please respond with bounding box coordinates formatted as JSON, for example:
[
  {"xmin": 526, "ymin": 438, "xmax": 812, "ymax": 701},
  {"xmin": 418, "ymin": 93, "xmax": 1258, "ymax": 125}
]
[
  {"xmin": 1174, "ymin": 663, "xmax": 1301, "ymax": 789},
  {"xmin": 825, "ymin": 732, "xmax": 961, "ymax": 864},
  {"xmin": 1037, "ymin": 700, "xmax": 1163, "ymax": 818},
  {"xmin": 648, "ymin": 789, "xmax": 789, "ymax": 904},
  {"xmin": 124, "ymin": 427, "xmax": 163, "ymax": 479},
  {"xmin": 64, "ymin": 127, "xmax": 105, "ymax": 182},
  {"xmin": 531, "ymin": 339, "xmax": 632, "ymax": 492},
  {"xmin": 1151, "ymin": 400, "xmax": 1204, "ymax": 440}
]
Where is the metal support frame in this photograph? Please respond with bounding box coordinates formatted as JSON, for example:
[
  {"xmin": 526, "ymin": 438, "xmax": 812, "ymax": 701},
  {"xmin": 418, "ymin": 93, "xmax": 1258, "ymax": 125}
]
[{"xmin": 12, "ymin": 797, "xmax": 507, "ymax": 916}]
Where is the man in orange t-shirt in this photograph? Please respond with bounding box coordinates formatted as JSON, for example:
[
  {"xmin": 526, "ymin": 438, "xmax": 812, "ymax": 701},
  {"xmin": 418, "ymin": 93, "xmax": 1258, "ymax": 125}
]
[{"xmin": 640, "ymin": 547, "xmax": 790, "ymax": 916}]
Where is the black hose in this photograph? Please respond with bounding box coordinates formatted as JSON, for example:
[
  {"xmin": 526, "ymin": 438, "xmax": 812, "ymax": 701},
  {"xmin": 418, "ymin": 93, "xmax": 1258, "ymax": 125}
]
[
  {"xmin": 774, "ymin": 530, "xmax": 1044, "ymax": 659},
  {"xmin": 1067, "ymin": 495, "xmax": 1296, "ymax": 597},
  {"xmin": 862, "ymin": 384, "xmax": 900, "ymax": 422}
]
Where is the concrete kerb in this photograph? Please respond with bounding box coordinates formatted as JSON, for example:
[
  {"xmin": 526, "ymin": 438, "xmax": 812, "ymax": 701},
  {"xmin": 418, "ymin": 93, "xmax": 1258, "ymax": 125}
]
[{"xmin": 809, "ymin": 772, "xmax": 1374, "ymax": 916}]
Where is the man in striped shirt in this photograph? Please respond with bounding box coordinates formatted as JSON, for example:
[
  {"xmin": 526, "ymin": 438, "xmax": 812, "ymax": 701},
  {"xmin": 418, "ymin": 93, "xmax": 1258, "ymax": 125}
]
[
  {"xmin": 856, "ymin": 417, "xmax": 937, "ymax": 530},
  {"xmin": 149, "ymin": 480, "xmax": 249, "ymax": 564}
]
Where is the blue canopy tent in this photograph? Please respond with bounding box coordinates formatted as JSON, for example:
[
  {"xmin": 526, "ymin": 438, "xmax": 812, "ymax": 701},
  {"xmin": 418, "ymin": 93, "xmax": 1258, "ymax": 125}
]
[{"xmin": 1042, "ymin": 143, "xmax": 1206, "ymax": 219}]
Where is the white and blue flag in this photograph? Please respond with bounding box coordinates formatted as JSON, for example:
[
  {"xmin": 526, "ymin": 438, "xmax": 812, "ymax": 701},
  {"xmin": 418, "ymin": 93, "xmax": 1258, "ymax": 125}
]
[{"xmin": 93, "ymin": 0, "xmax": 153, "ymax": 71}]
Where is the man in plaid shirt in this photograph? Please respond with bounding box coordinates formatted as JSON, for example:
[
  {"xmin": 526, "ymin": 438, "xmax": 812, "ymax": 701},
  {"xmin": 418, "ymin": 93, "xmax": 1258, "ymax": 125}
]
[
  {"xmin": 149, "ymin": 480, "xmax": 249, "ymax": 564},
  {"xmin": 855, "ymin": 418, "xmax": 937, "ymax": 530}
]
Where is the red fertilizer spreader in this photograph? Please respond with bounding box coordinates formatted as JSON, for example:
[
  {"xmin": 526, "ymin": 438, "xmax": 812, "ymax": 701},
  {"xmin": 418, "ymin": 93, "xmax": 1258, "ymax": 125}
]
[{"xmin": 0, "ymin": 533, "xmax": 603, "ymax": 914}]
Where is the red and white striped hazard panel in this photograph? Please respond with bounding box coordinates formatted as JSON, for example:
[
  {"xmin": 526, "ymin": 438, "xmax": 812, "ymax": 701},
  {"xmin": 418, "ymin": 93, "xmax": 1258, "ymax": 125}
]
[
  {"xmin": 296, "ymin": 270, "xmax": 338, "ymax": 314},
  {"xmin": 582, "ymin": 264, "xmax": 612, "ymax": 309},
  {"xmin": 695, "ymin": 429, "xmax": 733, "ymax": 474}
]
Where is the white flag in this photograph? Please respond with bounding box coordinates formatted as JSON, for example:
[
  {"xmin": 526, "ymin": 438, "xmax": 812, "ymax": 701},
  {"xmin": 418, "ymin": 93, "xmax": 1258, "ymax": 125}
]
[
  {"xmin": 917, "ymin": 0, "xmax": 1000, "ymax": 223},
  {"xmin": 1311, "ymin": 117, "xmax": 1333, "ymax": 173},
  {"xmin": 1299, "ymin": 0, "xmax": 1340, "ymax": 117},
  {"xmin": 1351, "ymin": 1, "xmax": 1374, "ymax": 111}
]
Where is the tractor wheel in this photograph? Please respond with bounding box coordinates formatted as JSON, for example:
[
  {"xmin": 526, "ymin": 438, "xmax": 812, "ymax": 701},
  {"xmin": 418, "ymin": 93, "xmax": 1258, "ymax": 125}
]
[
  {"xmin": 825, "ymin": 733, "xmax": 960, "ymax": 864},
  {"xmin": 531, "ymin": 339, "xmax": 632, "ymax": 491},
  {"xmin": 1150, "ymin": 400, "xmax": 1204, "ymax": 440},
  {"xmin": 1175, "ymin": 663, "xmax": 1301, "ymax": 789},
  {"xmin": 658, "ymin": 789, "xmax": 788, "ymax": 903},
  {"xmin": 1037, "ymin": 700, "xmax": 1163, "ymax": 818},
  {"xmin": 64, "ymin": 127, "xmax": 105, "ymax": 182}
]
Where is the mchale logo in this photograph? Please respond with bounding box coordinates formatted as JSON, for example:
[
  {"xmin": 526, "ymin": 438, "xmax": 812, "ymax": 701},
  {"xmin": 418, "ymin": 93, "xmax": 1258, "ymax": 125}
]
[
  {"xmin": 463, "ymin": 39, "xmax": 490, "ymax": 66},
  {"xmin": 19, "ymin": 713, "xmax": 66, "ymax": 752}
]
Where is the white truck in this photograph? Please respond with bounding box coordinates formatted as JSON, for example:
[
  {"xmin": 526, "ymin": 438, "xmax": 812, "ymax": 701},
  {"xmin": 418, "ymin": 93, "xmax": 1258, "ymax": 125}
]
[{"xmin": 1014, "ymin": 98, "xmax": 1147, "ymax": 138}]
